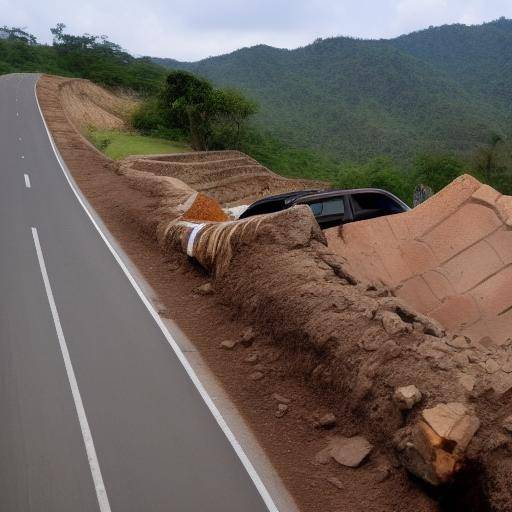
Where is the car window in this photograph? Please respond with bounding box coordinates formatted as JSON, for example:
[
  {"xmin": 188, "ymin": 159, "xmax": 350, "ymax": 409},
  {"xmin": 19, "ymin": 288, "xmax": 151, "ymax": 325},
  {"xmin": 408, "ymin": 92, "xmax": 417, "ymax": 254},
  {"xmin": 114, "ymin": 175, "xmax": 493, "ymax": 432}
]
[
  {"xmin": 321, "ymin": 197, "xmax": 345, "ymax": 216},
  {"xmin": 308, "ymin": 201, "xmax": 323, "ymax": 215},
  {"xmin": 351, "ymin": 193, "xmax": 403, "ymax": 216}
]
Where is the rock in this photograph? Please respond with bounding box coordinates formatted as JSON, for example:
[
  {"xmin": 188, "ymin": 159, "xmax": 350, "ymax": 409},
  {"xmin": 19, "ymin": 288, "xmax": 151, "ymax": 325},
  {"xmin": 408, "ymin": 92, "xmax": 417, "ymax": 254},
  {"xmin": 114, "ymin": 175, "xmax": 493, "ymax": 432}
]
[
  {"xmin": 244, "ymin": 353, "xmax": 259, "ymax": 364},
  {"xmin": 394, "ymin": 385, "xmax": 422, "ymax": 410},
  {"xmin": 317, "ymin": 413, "xmax": 337, "ymax": 429},
  {"xmin": 253, "ymin": 363, "xmax": 265, "ymax": 372},
  {"xmin": 452, "ymin": 352, "xmax": 470, "ymax": 368},
  {"xmin": 447, "ymin": 336, "xmax": 470, "ymax": 349},
  {"xmin": 398, "ymin": 421, "xmax": 458, "ymax": 485},
  {"xmin": 381, "ymin": 311, "xmax": 410, "ymax": 336},
  {"xmin": 272, "ymin": 393, "xmax": 291, "ymax": 404},
  {"xmin": 194, "ymin": 282, "xmax": 213, "ymax": 295},
  {"xmin": 275, "ymin": 403, "xmax": 288, "ymax": 418},
  {"xmin": 422, "ymin": 403, "xmax": 480, "ymax": 453},
  {"xmin": 327, "ymin": 436, "xmax": 373, "ymax": 468},
  {"xmin": 373, "ymin": 465, "xmax": 391, "ymax": 483},
  {"xmin": 241, "ymin": 327, "xmax": 256, "ymax": 347},
  {"xmin": 220, "ymin": 340, "xmax": 238, "ymax": 350},
  {"xmin": 503, "ymin": 415, "xmax": 512, "ymax": 433},
  {"xmin": 326, "ymin": 476, "xmax": 343, "ymax": 489},
  {"xmin": 458, "ymin": 373, "xmax": 476, "ymax": 392},
  {"xmin": 360, "ymin": 325, "xmax": 389, "ymax": 351},
  {"xmin": 484, "ymin": 358, "xmax": 500, "ymax": 374},
  {"xmin": 501, "ymin": 359, "xmax": 512, "ymax": 373},
  {"xmin": 249, "ymin": 371, "xmax": 264, "ymax": 381}
]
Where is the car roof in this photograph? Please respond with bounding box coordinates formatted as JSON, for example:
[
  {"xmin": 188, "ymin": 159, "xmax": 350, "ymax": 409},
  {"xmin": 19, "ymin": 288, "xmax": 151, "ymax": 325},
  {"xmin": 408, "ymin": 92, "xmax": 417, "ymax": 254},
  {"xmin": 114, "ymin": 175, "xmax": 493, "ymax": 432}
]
[
  {"xmin": 244, "ymin": 189, "xmax": 324, "ymax": 208},
  {"xmin": 292, "ymin": 188, "xmax": 410, "ymax": 210}
]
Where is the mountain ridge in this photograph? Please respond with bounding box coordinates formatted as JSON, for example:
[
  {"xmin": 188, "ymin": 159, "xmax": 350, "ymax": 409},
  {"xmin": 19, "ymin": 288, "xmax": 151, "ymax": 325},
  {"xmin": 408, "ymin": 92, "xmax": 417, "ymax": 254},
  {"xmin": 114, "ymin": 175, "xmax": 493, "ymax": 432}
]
[{"xmin": 153, "ymin": 18, "xmax": 512, "ymax": 162}]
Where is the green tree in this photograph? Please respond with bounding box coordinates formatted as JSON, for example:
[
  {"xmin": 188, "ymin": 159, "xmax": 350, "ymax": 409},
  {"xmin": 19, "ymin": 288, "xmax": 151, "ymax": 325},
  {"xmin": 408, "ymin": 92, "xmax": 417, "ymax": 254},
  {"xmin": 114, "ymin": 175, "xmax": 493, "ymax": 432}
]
[{"xmin": 413, "ymin": 153, "xmax": 465, "ymax": 192}]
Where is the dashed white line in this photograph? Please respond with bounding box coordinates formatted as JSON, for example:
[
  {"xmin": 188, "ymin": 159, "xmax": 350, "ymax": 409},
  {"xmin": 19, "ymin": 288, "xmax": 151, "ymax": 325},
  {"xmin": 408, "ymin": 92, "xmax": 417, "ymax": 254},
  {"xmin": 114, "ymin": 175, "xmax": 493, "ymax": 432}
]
[
  {"xmin": 24, "ymin": 174, "xmax": 31, "ymax": 188},
  {"xmin": 31, "ymin": 227, "xmax": 112, "ymax": 512},
  {"xmin": 20, "ymin": 155, "xmax": 24, "ymax": 159}
]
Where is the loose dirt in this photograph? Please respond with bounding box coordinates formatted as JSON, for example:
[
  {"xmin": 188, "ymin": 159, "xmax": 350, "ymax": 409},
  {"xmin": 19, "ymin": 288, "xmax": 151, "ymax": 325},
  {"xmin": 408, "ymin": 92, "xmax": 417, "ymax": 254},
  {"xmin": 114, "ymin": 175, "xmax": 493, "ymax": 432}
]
[
  {"xmin": 37, "ymin": 74, "xmax": 512, "ymax": 512},
  {"xmin": 59, "ymin": 77, "xmax": 136, "ymax": 132}
]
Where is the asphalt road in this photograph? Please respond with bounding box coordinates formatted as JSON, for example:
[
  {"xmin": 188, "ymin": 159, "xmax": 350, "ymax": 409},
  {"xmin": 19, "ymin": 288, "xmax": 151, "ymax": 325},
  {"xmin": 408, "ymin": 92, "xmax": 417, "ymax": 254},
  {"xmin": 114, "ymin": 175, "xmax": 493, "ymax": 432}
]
[{"xmin": 0, "ymin": 73, "xmax": 273, "ymax": 512}]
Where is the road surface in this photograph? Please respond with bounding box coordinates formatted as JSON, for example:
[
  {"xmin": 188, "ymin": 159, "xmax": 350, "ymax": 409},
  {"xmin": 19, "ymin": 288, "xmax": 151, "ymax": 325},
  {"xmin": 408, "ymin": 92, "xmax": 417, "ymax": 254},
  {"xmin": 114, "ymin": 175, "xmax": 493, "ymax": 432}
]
[{"xmin": 0, "ymin": 73, "xmax": 273, "ymax": 512}]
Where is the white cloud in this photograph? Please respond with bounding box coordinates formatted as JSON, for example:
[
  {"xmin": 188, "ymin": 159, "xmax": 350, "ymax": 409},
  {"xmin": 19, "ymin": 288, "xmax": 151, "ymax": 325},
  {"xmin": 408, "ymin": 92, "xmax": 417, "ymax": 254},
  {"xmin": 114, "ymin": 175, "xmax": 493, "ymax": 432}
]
[{"xmin": 1, "ymin": 0, "xmax": 511, "ymax": 60}]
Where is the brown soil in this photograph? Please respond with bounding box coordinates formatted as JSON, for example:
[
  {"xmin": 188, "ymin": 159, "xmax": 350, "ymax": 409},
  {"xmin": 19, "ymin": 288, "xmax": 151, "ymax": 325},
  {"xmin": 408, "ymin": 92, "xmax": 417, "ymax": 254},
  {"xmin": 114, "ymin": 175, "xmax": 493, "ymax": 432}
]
[
  {"xmin": 37, "ymin": 75, "xmax": 512, "ymax": 512},
  {"xmin": 59, "ymin": 77, "xmax": 136, "ymax": 132}
]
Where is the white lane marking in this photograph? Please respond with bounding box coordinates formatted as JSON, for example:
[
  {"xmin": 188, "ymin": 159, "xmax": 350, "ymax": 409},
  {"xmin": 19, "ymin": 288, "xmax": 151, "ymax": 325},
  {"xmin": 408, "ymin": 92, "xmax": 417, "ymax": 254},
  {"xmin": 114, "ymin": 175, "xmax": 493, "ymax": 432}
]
[
  {"xmin": 18, "ymin": 137, "xmax": 22, "ymax": 142},
  {"xmin": 24, "ymin": 174, "xmax": 31, "ymax": 188},
  {"xmin": 21, "ymin": 155, "xmax": 24, "ymax": 159},
  {"xmin": 31, "ymin": 227, "xmax": 112, "ymax": 512},
  {"xmin": 34, "ymin": 78, "xmax": 279, "ymax": 511},
  {"xmin": 16, "ymin": 112, "xmax": 19, "ymax": 117}
]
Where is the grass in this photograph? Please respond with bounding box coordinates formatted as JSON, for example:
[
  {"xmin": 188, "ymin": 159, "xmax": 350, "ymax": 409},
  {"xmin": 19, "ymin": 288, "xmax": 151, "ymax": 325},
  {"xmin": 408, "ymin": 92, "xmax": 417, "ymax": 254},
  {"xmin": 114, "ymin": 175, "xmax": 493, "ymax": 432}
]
[{"xmin": 86, "ymin": 129, "xmax": 191, "ymax": 160}]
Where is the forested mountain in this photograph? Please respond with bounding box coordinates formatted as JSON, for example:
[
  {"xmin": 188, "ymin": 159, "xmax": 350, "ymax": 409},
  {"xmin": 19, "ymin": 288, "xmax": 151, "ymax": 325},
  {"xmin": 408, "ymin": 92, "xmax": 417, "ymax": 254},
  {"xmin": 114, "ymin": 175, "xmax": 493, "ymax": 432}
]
[{"xmin": 153, "ymin": 19, "xmax": 512, "ymax": 162}]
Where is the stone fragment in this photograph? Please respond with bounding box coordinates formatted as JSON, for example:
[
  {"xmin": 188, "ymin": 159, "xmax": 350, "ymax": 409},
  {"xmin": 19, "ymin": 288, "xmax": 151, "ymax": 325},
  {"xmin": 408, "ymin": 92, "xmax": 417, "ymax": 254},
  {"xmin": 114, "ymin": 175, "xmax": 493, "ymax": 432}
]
[
  {"xmin": 249, "ymin": 371, "xmax": 264, "ymax": 381},
  {"xmin": 326, "ymin": 476, "xmax": 343, "ymax": 489},
  {"xmin": 220, "ymin": 340, "xmax": 238, "ymax": 350},
  {"xmin": 458, "ymin": 373, "xmax": 476, "ymax": 392},
  {"xmin": 452, "ymin": 352, "xmax": 469, "ymax": 368},
  {"xmin": 272, "ymin": 393, "xmax": 291, "ymax": 404},
  {"xmin": 317, "ymin": 413, "xmax": 337, "ymax": 429},
  {"xmin": 447, "ymin": 336, "xmax": 470, "ymax": 349},
  {"xmin": 328, "ymin": 436, "xmax": 373, "ymax": 468},
  {"xmin": 485, "ymin": 358, "xmax": 500, "ymax": 374},
  {"xmin": 381, "ymin": 311, "xmax": 410, "ymax": 336},
  {"xmin": 422, "ymin": 403, "xmax": 480, "ymax": 453},
  {"xmin": 241, "ymin": 327, "xmax": 256, "ymax": 347},
  {"xmin": 394, "ymin": 385, "xmax": 422, "ymax": 410},
  {"xmin": 275, "ymin": 403, "xmax": 288, "ymax": 418},
  {"xmin": 398, "ymin": 421, "xmax": 459, "ymax": 485},
  {"xmin": 194, "ymin": 282, "xmax": 213, "ymax": 295},
  {"xmin": 503, "ymin": 415, "xmax": 512, "ymax": 433},
  {"xmin": 502, "ymin": 358, "xmax": 512, "ymax": 373},
  {"xmin": 244, "ymin": 353, "xmax": 259, "ymax": 364}
]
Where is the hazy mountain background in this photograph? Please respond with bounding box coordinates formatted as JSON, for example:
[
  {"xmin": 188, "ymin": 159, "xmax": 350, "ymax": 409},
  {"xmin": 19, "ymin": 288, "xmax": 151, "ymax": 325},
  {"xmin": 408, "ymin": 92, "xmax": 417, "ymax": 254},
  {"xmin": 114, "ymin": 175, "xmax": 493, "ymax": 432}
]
[{"xmin": 153, "ymin": 18, "xmax": 512, "ymax": 163}]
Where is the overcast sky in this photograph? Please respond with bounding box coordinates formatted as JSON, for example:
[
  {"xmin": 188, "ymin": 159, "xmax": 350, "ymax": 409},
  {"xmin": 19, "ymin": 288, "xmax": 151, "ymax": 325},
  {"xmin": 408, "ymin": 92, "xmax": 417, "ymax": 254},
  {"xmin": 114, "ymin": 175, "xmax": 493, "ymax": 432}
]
[{"xmin": 2, "ymin": 0, "xmax": 512, "ymax": 61}]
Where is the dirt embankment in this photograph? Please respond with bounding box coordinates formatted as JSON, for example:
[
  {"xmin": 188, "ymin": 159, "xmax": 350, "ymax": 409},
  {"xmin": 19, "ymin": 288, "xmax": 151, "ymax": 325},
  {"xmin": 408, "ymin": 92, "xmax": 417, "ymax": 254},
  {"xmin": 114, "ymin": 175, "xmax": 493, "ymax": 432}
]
[
  {"xmin": 59, "ymin": 77, "xmax": 136, "ymax": 132},
  {"xmin": 37, "ymin": 74, "xmax": 512, "ymax": 512}
]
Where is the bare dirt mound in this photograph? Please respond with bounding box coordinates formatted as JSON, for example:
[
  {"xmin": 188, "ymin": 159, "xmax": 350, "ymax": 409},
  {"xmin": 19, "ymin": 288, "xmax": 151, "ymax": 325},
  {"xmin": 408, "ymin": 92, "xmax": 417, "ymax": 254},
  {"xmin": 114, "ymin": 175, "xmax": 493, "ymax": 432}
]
[
  {"xmin": 59, "ymin": 77, "xmax": 135, "ymax": 132},
  {"xmin": 326, "ymin": 175, "xmax": 512, "ymax": 347},
  {"xmin": 126, "ymin": 151, "xmax": 329, "ymax": 207}
]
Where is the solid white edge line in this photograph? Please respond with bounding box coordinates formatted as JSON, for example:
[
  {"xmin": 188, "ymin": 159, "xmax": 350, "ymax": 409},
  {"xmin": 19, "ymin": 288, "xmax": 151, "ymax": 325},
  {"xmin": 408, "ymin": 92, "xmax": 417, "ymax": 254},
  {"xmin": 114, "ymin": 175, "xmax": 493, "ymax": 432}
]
[
  {"xmin": 31, "ymin": 227, "xmax": 112, "ymax": 512},
  {"xmin": 33, "ymin": 77, "xmax": 279, "ymax": 512},
  {"xmin": 24, "ymin": 174, "xmax": 31, "ymax": 188}
]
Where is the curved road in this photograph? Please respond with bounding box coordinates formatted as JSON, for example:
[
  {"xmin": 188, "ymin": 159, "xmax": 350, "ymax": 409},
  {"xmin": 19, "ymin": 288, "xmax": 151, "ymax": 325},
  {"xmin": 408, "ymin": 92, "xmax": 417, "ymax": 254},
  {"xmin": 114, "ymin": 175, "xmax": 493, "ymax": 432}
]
[{"xmin": 0, "ymin": 73, "xmax": 273, "ymax": 512}]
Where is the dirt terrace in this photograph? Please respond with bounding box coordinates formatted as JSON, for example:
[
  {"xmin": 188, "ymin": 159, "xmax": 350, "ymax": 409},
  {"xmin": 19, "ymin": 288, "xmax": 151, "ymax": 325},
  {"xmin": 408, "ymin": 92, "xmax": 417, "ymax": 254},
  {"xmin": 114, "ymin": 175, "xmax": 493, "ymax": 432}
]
[
  {"xmin": 326, "ymin": 175, "xmax": 512, "ymax": 347},
  {"xmin": 128, "ymin": 151, "xmax": 328, "ymax": 207}
]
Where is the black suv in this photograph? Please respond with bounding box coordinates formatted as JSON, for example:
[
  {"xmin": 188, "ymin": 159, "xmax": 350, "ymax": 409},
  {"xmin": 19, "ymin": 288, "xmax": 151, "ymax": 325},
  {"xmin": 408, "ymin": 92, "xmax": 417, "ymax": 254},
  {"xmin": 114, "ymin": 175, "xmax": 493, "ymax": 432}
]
[{"xmin": 239, "ymin": 188, "xmax": 410, "ymax": 229}]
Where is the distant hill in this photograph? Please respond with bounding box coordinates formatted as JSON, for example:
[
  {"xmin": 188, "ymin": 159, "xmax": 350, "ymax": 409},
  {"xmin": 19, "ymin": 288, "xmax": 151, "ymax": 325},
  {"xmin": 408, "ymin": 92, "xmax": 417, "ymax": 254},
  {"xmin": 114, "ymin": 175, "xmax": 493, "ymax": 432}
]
[{"xmin": 153, "ymin": 19, "xmax": 512, "ymax": 162}]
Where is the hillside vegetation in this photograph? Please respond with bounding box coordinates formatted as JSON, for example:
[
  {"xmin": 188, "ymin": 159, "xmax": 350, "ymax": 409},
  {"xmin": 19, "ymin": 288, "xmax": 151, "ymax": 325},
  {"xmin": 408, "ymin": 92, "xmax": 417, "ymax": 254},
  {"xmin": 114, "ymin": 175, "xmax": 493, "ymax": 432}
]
[
  {"xmin": 154, "ymin": 18, "xmax": 512, "ymax": 163},
  {"xmin": 0, "ymin": 24, "xmax": 166, "ymax": 93}
]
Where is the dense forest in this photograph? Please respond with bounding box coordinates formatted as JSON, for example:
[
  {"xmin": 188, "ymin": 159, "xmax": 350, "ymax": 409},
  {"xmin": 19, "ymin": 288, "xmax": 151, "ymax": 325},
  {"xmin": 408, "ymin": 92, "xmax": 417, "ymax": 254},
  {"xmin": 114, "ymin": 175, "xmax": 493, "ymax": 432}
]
[{"xmin": 154, "ymin": 18, "xmax": 512, "ymax": 164}]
